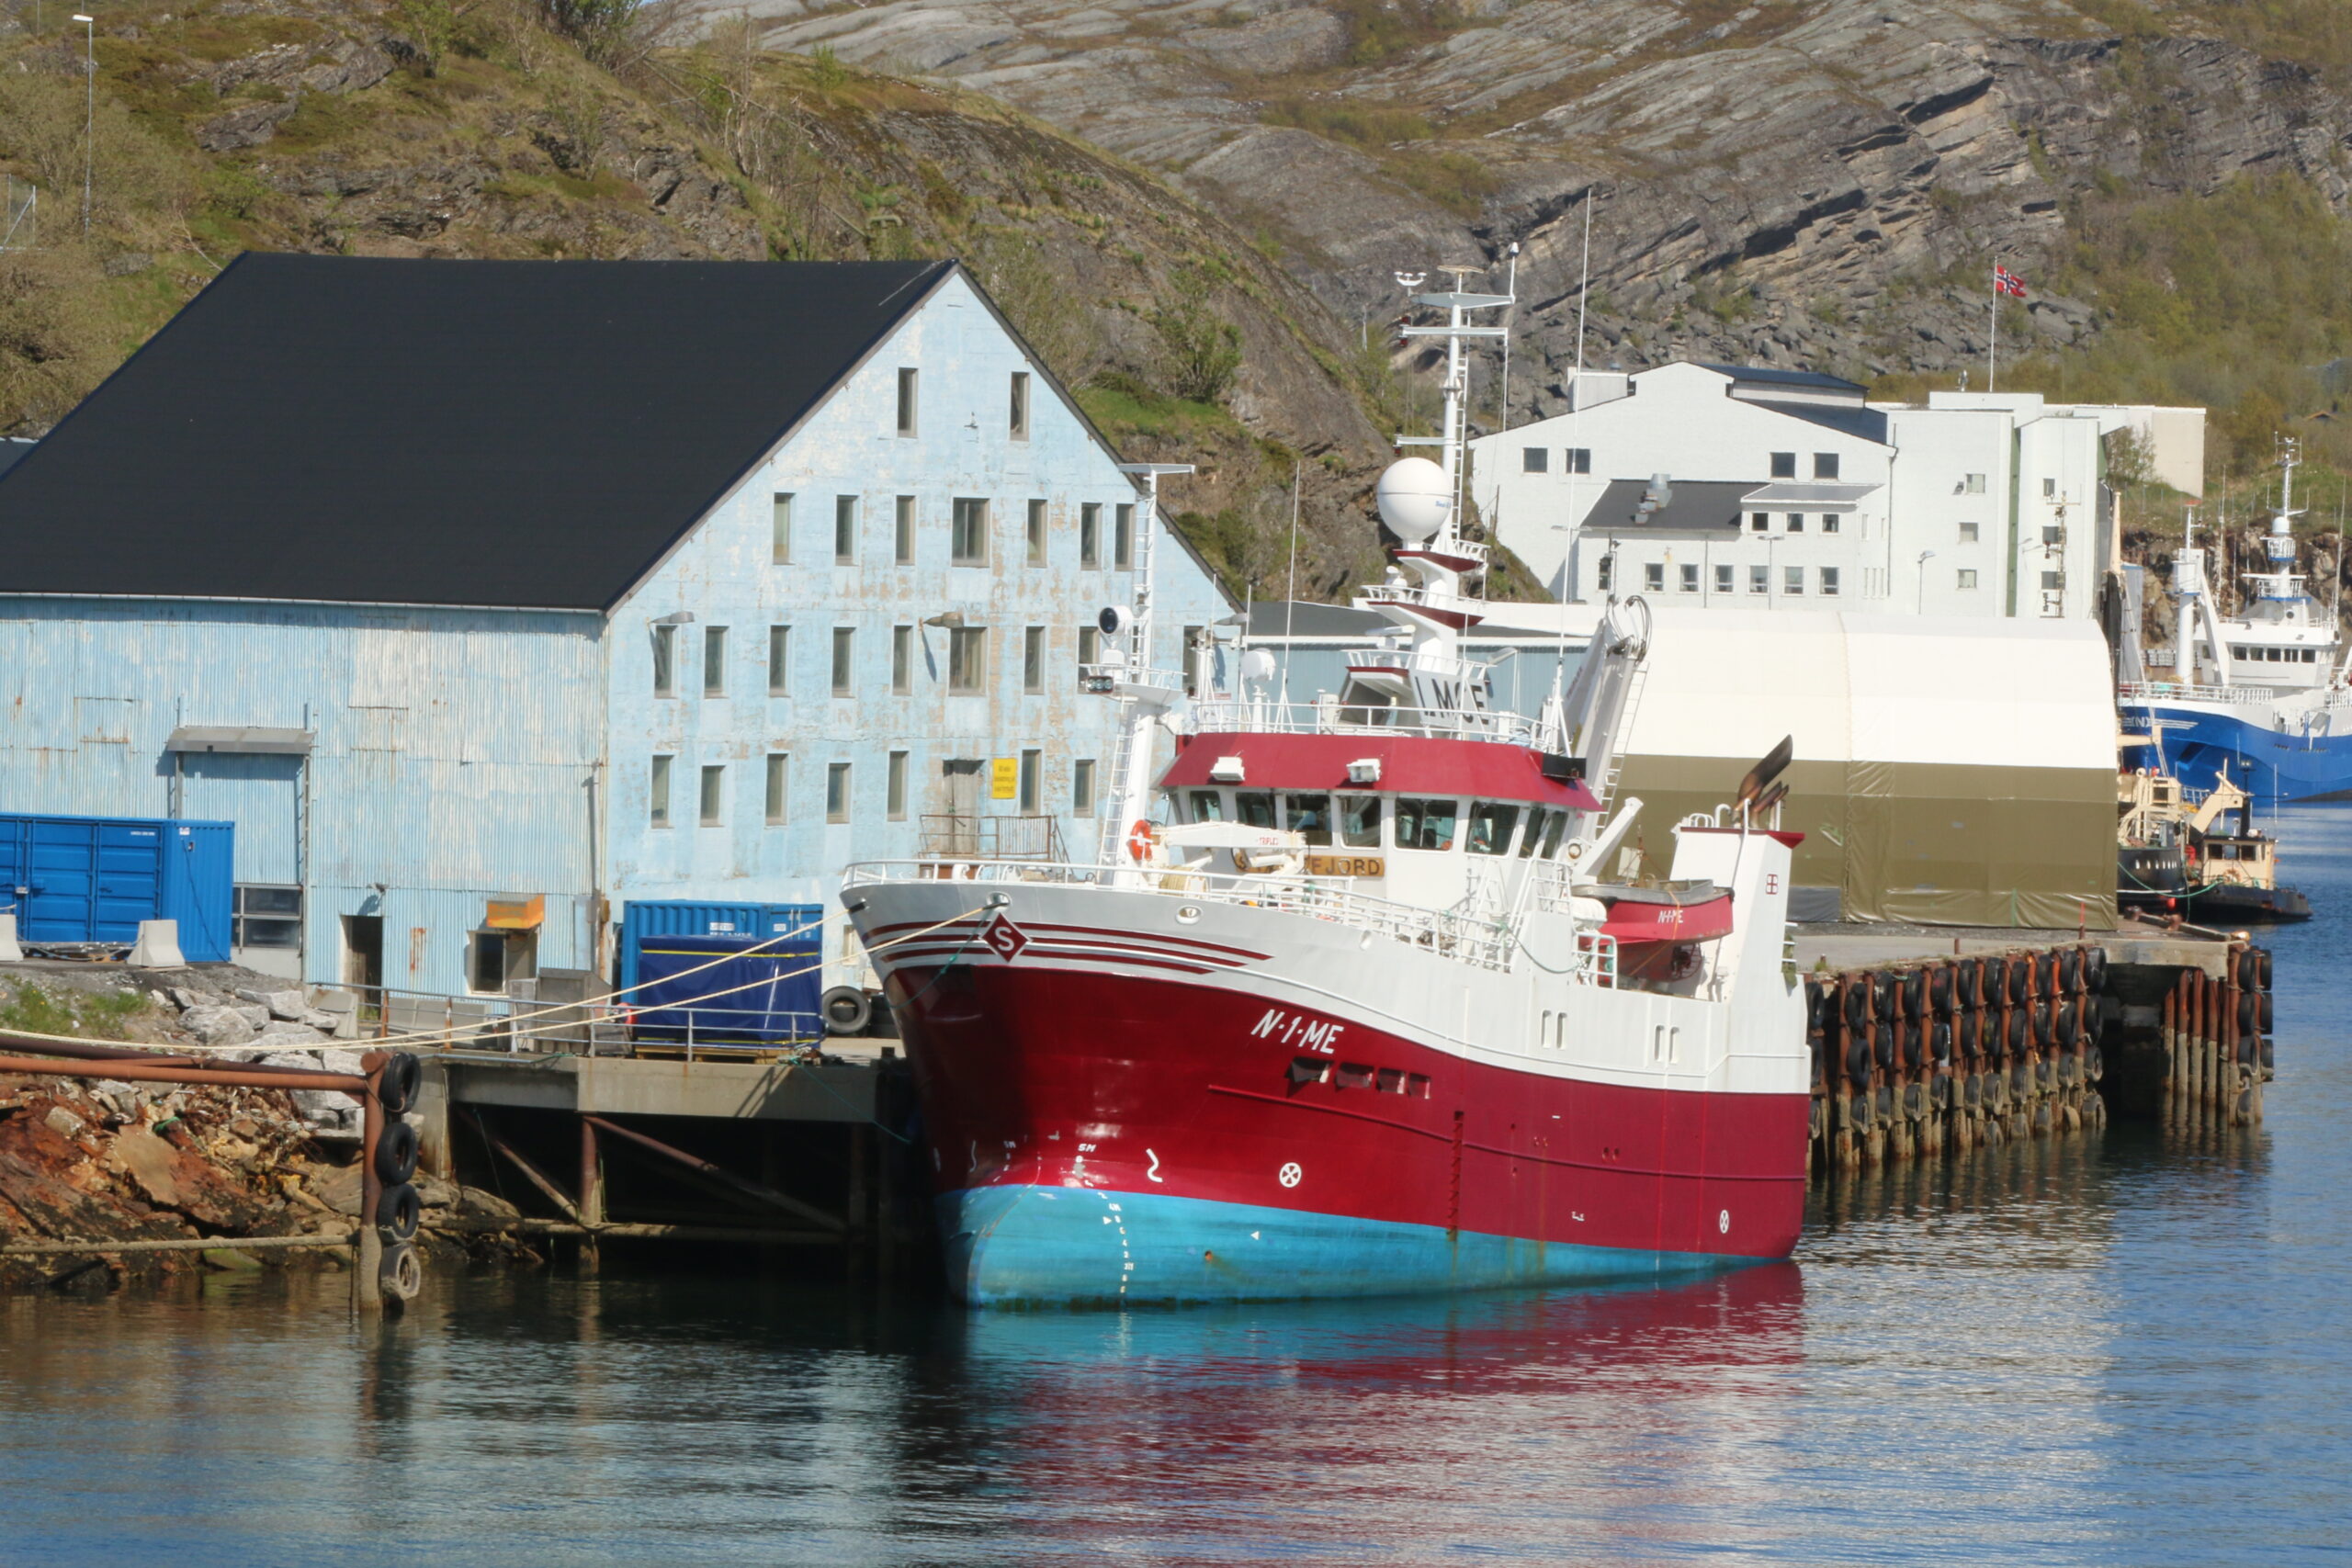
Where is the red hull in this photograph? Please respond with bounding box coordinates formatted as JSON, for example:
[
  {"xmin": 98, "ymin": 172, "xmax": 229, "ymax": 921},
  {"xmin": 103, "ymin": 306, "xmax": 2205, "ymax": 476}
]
[{"xmin": 887, "ymin": 964, "xmax": 1811, "ymax": 1263}]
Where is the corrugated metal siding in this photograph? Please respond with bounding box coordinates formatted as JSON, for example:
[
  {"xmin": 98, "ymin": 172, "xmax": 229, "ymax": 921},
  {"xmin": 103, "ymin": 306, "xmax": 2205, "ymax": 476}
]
[
  {"xmin": 605, "ymin": 271, "xmax": 1231, "ymax": 988},
  {"xmin": 0, "ymin": 599, "xmax": 605, "ymax": 993}
]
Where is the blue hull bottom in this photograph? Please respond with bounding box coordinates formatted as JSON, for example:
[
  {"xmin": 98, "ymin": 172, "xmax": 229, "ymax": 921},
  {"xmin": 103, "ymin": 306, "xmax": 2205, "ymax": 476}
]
[
  {"xmin": 940, "ymin": 1185, "xmax": 1758, "ymax": 1309},
  {"xmin": 2122, "ymin": 700, "xmax": 2352, "ymax": 805}
]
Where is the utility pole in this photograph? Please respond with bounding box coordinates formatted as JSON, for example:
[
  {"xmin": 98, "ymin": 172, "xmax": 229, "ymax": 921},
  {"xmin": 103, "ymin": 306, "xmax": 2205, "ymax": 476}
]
[{"xmin": 73, "ymin": 15, "xmax": 94, "ymax": 236}]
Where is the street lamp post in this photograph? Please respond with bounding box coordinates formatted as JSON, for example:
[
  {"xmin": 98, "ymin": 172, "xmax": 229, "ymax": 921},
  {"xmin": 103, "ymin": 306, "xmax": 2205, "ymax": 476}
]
[
  {"xmin": 72, "ymin": 14, "xmax": 93, "ymax": 236},
  {"xmin": 1916, "ymin": 549, "xmax": 1937, "ymax": 615}
]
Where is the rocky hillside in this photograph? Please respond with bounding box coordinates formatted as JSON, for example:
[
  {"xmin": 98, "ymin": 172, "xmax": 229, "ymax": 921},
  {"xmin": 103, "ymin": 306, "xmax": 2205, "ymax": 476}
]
[
  {"xmin": 0, "ymin": 0, "xmax": 1425, "ymax": 599},
  {"xmin": 753, "ymin": 0, "xmax": 2352, "ymax": 486}
]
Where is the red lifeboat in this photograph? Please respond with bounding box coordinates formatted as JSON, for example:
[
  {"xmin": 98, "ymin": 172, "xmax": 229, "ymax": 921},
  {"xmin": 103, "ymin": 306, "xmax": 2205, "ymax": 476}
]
[{"xmin": 1589, "ymin": 881, "xmax": 1736, "ymax": 945}]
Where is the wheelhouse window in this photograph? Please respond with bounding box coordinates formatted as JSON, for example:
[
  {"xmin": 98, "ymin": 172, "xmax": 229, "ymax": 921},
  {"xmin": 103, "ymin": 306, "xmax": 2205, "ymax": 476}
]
[
  {"xmin": 1516, "ymin": 808, "xmax": 1553, "ymax": 857},
  {"xmin": 1395, "ymin": 797, "xmax": 1459, "ymax": 852},
  {"xmin": 1339, "ymin": 795, "xmax": 1382, "ymax": 848},
  {"xmin": 1283, "ymin": 793, "xmax": 1333, "ymax": 846},
  {"xmin": 1539, "ymin": 810, "xmax": 1568, "ymax": 857},
  {"xmin": 1235, "ymin": 791, "xmax": 1277, "ymax": 829},
  {"xmin": 1466, "ymin": 800, "xmax": 1520, "ymax": 855},
  {"xmin": 1188, "ymin": 789, "xmax": 1226, "ymax": 822}
]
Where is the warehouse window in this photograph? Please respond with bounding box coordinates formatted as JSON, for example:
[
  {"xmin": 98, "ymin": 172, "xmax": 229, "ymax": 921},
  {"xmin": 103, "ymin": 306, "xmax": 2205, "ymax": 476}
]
[
  {"xmin": 827, "ymin": 762, "xmax": 851, "ymax": 822},
  {"xmin": 1010, "ymin": 371, "xmax": 1031, "ymax": 440},
  {"xmin": 1715, "ymin": 563, "xmax": 1734, "ymax": 593},
  {"xmin": 894, "ymin": 496, "xmax": 915, "ymax": 564},
  {"xmin": 1822, "ymin": 513, "xmax": 1840, "ymax": 534},
  {"xmin": 1749, "ymin": 565, "xmax": 1768, "ymax": 594},
  {"xmin": 831, "ymin": 627, "xmax": 855, "ymax": 695},
  {"xmin": 1114, "ymin": 503, "xmax": 1136, "ymax": 570},
  {"xmin": 1751, "ymin": 512, "xmax": 1769, "ymax": 533},
  {"xmin": 949, "ymin": 627, "xmax": 989, "ymax": 694},
  {"xmin": 952, "ymin": 498, "xmax": 989, "ymax": 565},
  {"xmin": 1073, "ymin": 759, "xmax": 1097, "ymax": 818},
  {"xmin": 232, "ymin": 886, "xmax": 301, "ymax": 951},
  {"xmin": 771, "ymin": 493, "xmax": 793, "ymax": 563},
  {"xmin": 892, "ymin": 626, "xmax": 912, "ymax": 694},
  {"xmin": 470, "ymin": 929, "xmax": 535, "ymax": 996},
  {"xmin": 699, "ymin": 765, "xmax": 724, "ymax": 826},
  {"xmin": 1023, "ymin": 626, "xmax": 1046, "ymax": 694},
  {"xmin": 896, "ymin": 368, "xmax": 918, "ymax": 436},
  {"xmin": 1786, "ymin": 513, "xmax": 1804, "ymax": 533},
  {"xmin": 2043, "ymin": 477, "xmax": 2057, "ymax": 498},
  {"xmin": 1770, "ymin": 452, "xmax": 1796, "ymax": 479},
  {"xmin": 1814, "ymin": 453, "xmax": 1839, "ymax": 479},
  {"xmin": 2042, "ymin": 525, "xmax": 2063, "ymax": 547},
  {"xmin": 888, "ymin": 750, "xmax": 909, "ymax": 820},
  {"xmin": 1080, "ymin": 503, "xmax": 1102, "ymax": 568},
  {"xmin": 1679, "ymin": 563, "xmax": 1699, "ymax": 592},
  {"xmin": 1784, "ymin": 566, "xmax": 1804, "ymax": 595},
  {"xmin": 768, "ymin": 626, "xmax": 789, "ymax": 695},
  {"xmin": 1523, "ymin": 446, "xmax": 1548, "ymax": 473},
  {"xmin": 703, "ymin": 626, "xmax": 727, "ymax": 696},
  {"xmin": 652, "ymin": 624, "xmax": 677, "ymax": 697},
  {"xmin": 1644, "ymin": 561, "xmax": 1664, "ymax": 592},
  {"xmin": 1027, "ymin": 500, "xmax": 1047, "ymax": 566},
  {"xmin": 765, "ymin": 754, "xmax": 788, "ymax": 824},
  {"xmin": 1958, "ymin": 569, "xmax": 1979, "ymax": 590},
  {"xmin": 1963, "ymin": 472, "xmax": 1986, "ymax": 494},
  {"xmin": 650, "ymin": 755, "xmax": 673, "ymax": 827},
  {"xmin": 834, "ymin": 495, "xmax": 858, "ymax": 563},
  {"xmin": 1565, "ymin": 448, "xmax": 1591, "ymax": 475},
  {"xmin": 1019, "ymin": 750, "xmax": 1041, "ymax": 813},
  {"xmin": 1820, "ymin": 567, "xmax": 1840, "ymax": 596}
]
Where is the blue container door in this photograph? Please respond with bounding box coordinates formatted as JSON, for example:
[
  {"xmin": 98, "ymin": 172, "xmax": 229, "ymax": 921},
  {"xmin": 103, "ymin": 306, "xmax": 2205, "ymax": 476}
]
[
  {"xmin": 0, "ymin": 819, "xmax": 24, "ymax": 927},
  {"xmin": 163, "ymin": 822, "xmax": 235, "ymax": 963},
  {"xmin": 16, "ymin": 819, "xmax": 163, "ymax": 942}
]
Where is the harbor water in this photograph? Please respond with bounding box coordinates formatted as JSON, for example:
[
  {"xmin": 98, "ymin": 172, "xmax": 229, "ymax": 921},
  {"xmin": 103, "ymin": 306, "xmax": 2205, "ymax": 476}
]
[{"xmin": 4, "ymin": 819, "xmax": 2348, "ymax": 1563}]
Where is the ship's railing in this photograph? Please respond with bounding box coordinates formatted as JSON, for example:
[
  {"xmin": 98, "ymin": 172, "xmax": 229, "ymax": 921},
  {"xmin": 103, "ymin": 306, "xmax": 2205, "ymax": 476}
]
[
  {"xmin": 2118, "ymin": 680, "xmax": 2279, "ymax": 704},
  {"xmin": 842, "ymin": 858, "xmax": 1521, "ymax": 973},
  {"xmin": 1188, "ymin": 696, "xmax": 1539, "ymax": 747}
]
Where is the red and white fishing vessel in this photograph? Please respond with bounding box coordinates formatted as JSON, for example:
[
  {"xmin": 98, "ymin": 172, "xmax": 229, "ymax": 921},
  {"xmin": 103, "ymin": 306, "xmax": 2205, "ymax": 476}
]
[{"xmin": 843, "ymin": 275, "xmax": 1811, "ymax": 1305}]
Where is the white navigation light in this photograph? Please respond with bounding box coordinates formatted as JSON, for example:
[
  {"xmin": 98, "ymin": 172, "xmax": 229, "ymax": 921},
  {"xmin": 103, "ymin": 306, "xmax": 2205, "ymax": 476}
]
[
  {"xmin": 1376, "ymin": 457, "xmax": 1452, "ymax": 543},
  {"xmin": 1098, "ymin": 605, "xmax": 1135, "ymax": 636}
]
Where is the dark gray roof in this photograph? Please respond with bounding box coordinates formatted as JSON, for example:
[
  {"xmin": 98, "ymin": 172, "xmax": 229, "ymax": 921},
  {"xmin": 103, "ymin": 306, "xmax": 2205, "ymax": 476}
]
[
  {"xmin": 1750, "ymin": 399, "xmax": 1890, "ymax": 444},
  {"xmin": 1700, "ymin": 363, "xmax": 1867, "ymax": 394},
  {"xmin": 0, "ymin": 438, "xmax": 31, "ymax": 478},
  {"xmin": 0, "ymin": 254, "xmax": 953, "ymax": 609},
  {"xmin": 1247, "ymin": 601, "xmax": 1386, "ymax": 638},
  {"xmin": 1577, "ymin": 479, "xmax": 1753, "ymax": 533}
]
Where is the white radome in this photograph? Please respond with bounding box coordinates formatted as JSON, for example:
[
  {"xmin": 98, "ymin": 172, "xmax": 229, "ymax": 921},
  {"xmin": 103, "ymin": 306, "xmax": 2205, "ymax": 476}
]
[
  {"xmin": 1376, "ymin": 457, "xmax": 1453, "ymax": 543},
  {"xmin": 1239, "ymin": 648, "xmax": 1278, "ymax": 688}
]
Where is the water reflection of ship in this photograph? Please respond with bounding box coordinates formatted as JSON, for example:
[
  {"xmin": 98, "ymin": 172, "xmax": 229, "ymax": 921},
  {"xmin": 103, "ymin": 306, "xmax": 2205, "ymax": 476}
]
[{"xmin": 948, "ymin": 1268, "xmax": 1804, "ymax": 1554}]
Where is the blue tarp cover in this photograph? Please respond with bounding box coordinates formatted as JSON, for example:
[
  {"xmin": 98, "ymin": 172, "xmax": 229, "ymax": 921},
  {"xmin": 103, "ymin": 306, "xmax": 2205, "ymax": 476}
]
[{"xmin": 628, "ymin": 931, "xmax": 823, "ymax": 1044}]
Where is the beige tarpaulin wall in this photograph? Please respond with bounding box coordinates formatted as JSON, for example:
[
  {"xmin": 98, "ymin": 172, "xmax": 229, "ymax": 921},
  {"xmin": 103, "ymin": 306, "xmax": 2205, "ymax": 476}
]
[{"xmin": 1610, "ymin": 610, "xmax": 2118, "ymax": 931}]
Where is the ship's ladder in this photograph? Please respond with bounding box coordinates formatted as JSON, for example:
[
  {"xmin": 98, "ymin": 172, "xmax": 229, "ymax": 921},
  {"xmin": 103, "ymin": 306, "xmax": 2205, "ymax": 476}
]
[
  {"xmin": 1596, "ymin": 659, "xmax": 1650, "ymax": 814},
  {"xmin": 1097, "ymin": 704, "xmax": 1138, "ymax": 868}
]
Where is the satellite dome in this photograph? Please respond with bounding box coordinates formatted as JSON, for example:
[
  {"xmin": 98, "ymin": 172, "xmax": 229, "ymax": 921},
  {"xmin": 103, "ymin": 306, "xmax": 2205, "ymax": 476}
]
[
  {"xmin": 1376, "ymin": 457, "xmax": 1453, "ymax": 543},
  {"xmin": 1240, "ymin": 648, "xmax": 1278, "ymax": 688}
]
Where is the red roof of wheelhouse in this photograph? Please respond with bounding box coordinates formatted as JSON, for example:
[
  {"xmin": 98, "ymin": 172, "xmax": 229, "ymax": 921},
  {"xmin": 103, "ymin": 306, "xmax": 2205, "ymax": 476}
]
[{"xmin": 1162, "ymin": 732, "xmax": 1604, "ymax": 810}]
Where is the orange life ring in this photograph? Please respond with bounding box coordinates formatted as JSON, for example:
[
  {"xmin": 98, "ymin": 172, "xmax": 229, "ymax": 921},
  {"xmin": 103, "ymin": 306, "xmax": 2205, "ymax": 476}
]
[{"xmin": 1125, "ymin": 819, "xmax": 1159, "ymax": 862}]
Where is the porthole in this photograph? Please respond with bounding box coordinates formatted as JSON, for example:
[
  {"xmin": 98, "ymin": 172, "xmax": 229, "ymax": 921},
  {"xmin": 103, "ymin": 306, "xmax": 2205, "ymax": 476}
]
[{"xmin": 1176, "ymin": 906, "xmax": 1201, "ymax": 924}]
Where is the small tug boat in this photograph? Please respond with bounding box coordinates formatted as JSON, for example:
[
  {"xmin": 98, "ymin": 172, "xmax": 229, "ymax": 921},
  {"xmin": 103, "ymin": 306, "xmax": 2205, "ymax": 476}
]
[
  {"xmin": 2118, "ymin": 764, "xmax": 2312, "ymax": 924},
  {"xmin": 842, "ymin": 276, "xmax": 1812, "ymax": 1306}
]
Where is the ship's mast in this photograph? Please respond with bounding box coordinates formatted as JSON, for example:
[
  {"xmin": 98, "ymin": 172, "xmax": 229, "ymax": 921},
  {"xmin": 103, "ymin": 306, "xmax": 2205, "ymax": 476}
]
[
  {"xmin": 2248, "ymin": 437, "xmax": 2306, "ymax": 615},
  {"xmin": 1094, "ymin": 461, "xmax": 1193, "ymax": 874},
  {"xmin": 2174, "ymin": 507, "xmax": 2206, "ymax": 684}
]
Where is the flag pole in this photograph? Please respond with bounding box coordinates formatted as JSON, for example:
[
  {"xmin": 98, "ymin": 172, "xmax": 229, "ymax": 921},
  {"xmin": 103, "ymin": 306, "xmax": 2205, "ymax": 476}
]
[{"xmin": 1989, "ymin": 258, "xmax": 1999, "ymax": 393}]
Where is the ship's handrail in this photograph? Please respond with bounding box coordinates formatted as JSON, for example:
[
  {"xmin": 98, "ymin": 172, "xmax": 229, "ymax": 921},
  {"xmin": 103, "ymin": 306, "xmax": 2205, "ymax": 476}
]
[
  {"xmin": 2120, "ymin": 679, "xmax": 2352, "ymax": 708},
  {"xmin": 842, "ymin": 858, "xmax": 1528, "ymax": 973},
  {"xmin": 1187, "ymin": 697, "xmax": 1538, "ymax": 746}
]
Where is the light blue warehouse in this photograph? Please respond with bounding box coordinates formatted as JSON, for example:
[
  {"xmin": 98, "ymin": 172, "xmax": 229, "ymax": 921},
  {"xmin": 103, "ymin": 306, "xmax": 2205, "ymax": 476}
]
[{"xmin": 0, "ymin": 254, "xmax": 1231, "ymax": 999}]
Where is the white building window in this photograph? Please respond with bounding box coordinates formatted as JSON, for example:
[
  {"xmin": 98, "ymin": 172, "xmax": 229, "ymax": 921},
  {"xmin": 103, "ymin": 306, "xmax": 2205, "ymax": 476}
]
[
  {"xmin": 1114, "ymin": 503, "xmax": 1136, "ymax": 570},
  {"xmin": 949, "ymin": 627, "xmax": 988, "ymax": 694},
  {"xmin": 1749, "ymin": 565, "xmax": 1768, "ymax": 594},
  {"xmin": 1714, "ymin": 564, "xmax": 1734, "ymax": 593},
  {"xmin": 827, "ymin": 762, "xmax": 851, "ymax": 822},
  {"xmin": 1080, "ymin": 503, "xmax": 1102, "ymax": 568},
  {"xmin": 891, "ymin": 626, "xmax": 912, "ymax": 694},
  {"xmin": 1962, "ymin": 472, "xmax": 1986, "ymax": 494},
  {"xmin": 952, "ymin": 498, "xmax": 989, "ymax": 565},
  {"xmin": 771, "ymin": 493, "xmax": 793, "ymax": 563},
  {"xmin": 1679, "ymin": 563, "xmax": 1699, "ymax": 592},
  {"xmin": 1010, "ymin": 371, "xmax": 1031, "ymax": 440},
  {"xmin": 2041, "ymin": 570, "xmax": 2063, "ymax": 592},
  {"xmin": 1822, "ymin": 513, "xmax": 1840, "ymax": 535},
  {"xmin": 699, "ymin": 764, "xmax": 724, "ymax": 826},
  {"xmin": 887, "ymin": 750, "xmax": 908, "ymax": 819},
  {"xmin": 1026, "ymin": 499, "xmax": 1046, "ymax": 566},
  {"xmin": 1770, "ymin": 452, "xmax": 1796, "ymax": 479},
  {"xmin": 896, "ymin": 368, "xmax": 918, "ymax": 435},
  {"xmin": 1023, "ymin": 626, "xmax": 1045, "ymax": 694},
  {"xmin": 895, "ymin": 495, "xmax": 914, "ymax": 564},
  {"xmin": 1814, "ymin": 453, "xmax": 1839, "ymax": 479},
  {"xmin": 2042, "ymin": 477, "xmax": 2056, "ymax": 497},
  {"xmin": 831, "ymin": 626, "xmax": 854, "ymax": 696},
  {"xmin": 765, "ymin": 754, "xmax": 788, "ymax": 824},
  {"xmin": 767, "ymin": 625, "xmax": 789, "ymax": 695},
  {"xmin": 1644, "ymin": 561, "xmax": 1665, "ymax": 592},
  {"xmin": 703, "ymin": 626, "xmax": 727, "ymax": 696},
  {"xmin": 1784, "ymin": 566, "xmax": 1804, "ymax": 595},
  {"xmin": 1019, "ymin": 749, "xmax": 1041, "ymax": 813},
  {"xmin": 1565, "ymin": 448, "xmax": 1591, "ymax": 475},
  {"xmin": 833, "ymin": 495, "xmax": 858, "ymax": 562},
  {"xmin": 1751, "ymin": 512, "xmax": 1769, "ymax": 533},
  {"xmin": 1959, "ymin": 522, "xmax": 1980, "ymax": 543},
  {"xmin": 649, "ymin": 754, "xmax": 673, "ymax": 827},
  {"xmin": 1523, "ymin": 447, "xmax": 1548, "ymax": 473},
  {"xmin": 1958, "ymin": 569, "xmax": 1979, "ymax": 590},
  {"xmin": 1820, "ymin": 567, "xmax": 1840, "ymax": 596},
  {"xmin": 652, "ymin": 623, "xmax": 676, "ymax": 697},
  {"xmin": 1073, "ymin": 758, "xmax": 1097, "ymax": 817},
  {"xmin": 1786, "ymin": 513, "xmax": 1804, "ymax": 533},
  {"xmin": 2042, "ymin": 525, "xmax": 2063, "ymax": 546}
]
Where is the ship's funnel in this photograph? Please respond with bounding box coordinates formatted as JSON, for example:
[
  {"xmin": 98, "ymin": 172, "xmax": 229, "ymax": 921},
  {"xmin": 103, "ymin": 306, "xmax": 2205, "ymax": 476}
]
[{"xmin": 1376, "ymin": 457, "xmax": 1452, "ymax": 543}]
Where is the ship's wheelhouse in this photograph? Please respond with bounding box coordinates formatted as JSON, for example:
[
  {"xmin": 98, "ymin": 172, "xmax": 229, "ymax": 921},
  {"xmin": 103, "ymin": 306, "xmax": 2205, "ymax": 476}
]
[{"xmin": 1169, "ymin": 784, "xmax": 1574, "ymax": 862}]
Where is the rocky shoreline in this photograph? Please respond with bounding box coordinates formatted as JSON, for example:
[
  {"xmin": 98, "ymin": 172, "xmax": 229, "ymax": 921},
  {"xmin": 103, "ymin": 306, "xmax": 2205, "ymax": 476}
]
[{"xmin": 0, "ymin": 970, "xmax": 532, "ymax": 1295}]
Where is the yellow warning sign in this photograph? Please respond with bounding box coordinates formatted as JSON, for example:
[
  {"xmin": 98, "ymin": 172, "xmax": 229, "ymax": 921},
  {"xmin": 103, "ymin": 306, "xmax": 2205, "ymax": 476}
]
[{"xmin": 990, "ymin": 757, "xmax": 1019, "ymax": 800}]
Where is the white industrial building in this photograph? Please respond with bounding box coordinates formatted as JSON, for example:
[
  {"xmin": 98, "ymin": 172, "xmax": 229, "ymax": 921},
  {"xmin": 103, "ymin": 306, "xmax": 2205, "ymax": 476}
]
[{"xmin": 1470, "ymin": 363, "xmax": 2205, "ymax": 620}]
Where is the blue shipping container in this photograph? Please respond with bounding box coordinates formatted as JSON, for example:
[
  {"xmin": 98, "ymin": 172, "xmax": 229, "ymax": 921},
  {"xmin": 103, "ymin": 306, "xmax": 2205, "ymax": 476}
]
[
  {"xmin": 0, "ymin": 813, "xmax": 235, "ymax": 962},
  {"xmin": 617, "ymin": 900, "xmax": 826, "ymax": 1045}
]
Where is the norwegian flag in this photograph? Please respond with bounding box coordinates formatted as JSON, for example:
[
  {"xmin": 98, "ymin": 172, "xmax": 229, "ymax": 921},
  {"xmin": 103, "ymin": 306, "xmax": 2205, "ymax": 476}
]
[{"xmin": 1994, "ymin": 264, "xmax": 2029, "ymax": 299}]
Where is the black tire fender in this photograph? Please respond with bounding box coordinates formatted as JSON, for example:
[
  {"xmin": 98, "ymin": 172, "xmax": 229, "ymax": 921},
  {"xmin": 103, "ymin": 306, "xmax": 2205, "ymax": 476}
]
[
  {"xmin": 822, "ymin": 986, "xmax": 874, "ymax": 1036},
  {"xmin": 373, "ymin": 1119, "xmax": 420, "ymax": 1186},
  {"xmin": 376, "ymin": 1179, "xmax": 422, "ymax": 1241}
]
